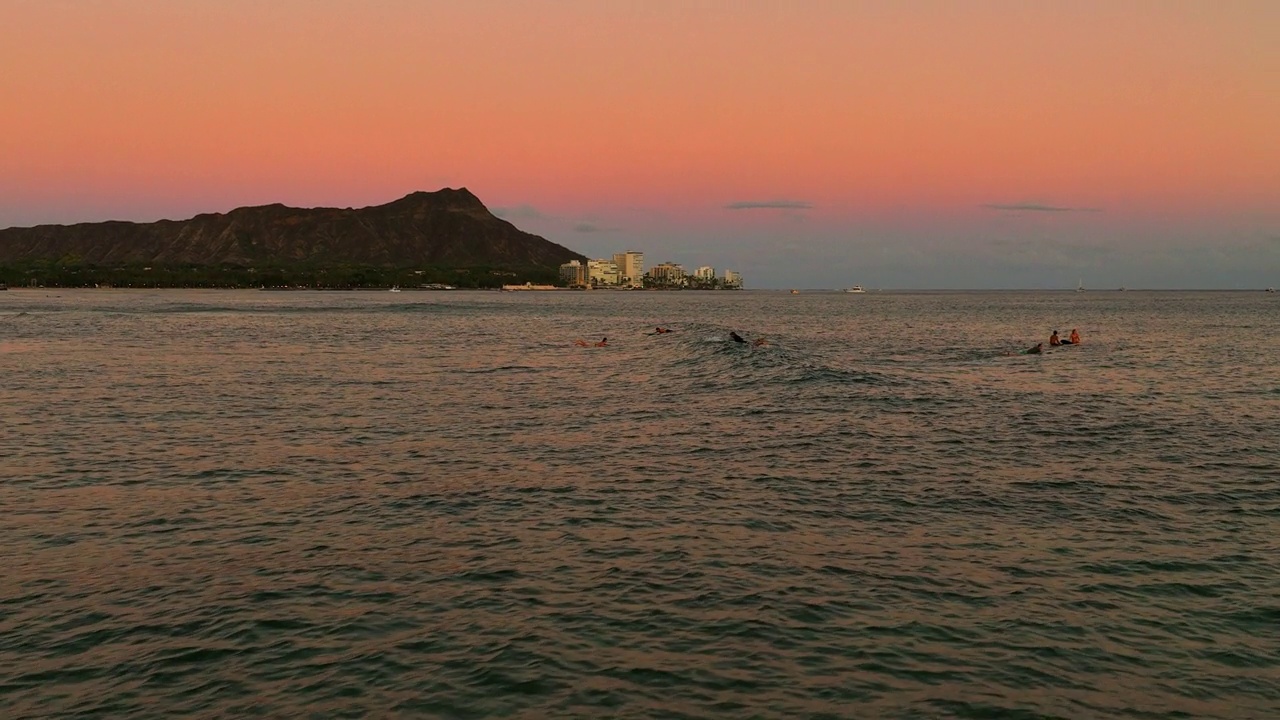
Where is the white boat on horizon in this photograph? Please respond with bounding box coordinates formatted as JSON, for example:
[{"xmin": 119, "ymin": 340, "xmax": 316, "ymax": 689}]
[
  {"xmin": 1076, "ymin": 278, "xmax": 1085, "ymax": 293},
  {"xmin": 844, "ymin": 285, "xmax": 866, "ymax": 293},
  {"xmin": 389, "ymin": 286, "xmax": 402, "ymax": 292}
]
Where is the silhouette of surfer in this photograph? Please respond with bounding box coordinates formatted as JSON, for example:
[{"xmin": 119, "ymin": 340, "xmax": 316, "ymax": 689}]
[{"xmin": 729, "ymin": 331, "xmax": 746, "ymax": 344}]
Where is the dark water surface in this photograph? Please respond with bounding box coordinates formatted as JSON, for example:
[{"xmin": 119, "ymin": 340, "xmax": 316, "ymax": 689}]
[{"xmin": 2, "ymin": 289, "xmax": 1278, "ymax": 719}]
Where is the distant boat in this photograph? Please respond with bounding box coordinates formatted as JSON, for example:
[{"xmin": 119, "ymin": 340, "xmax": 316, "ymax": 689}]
[
  {"xmin": 389, "ymin": 286, "xmax": 402, "ymax": 293},
  {"xmin": 1268, "ymin": 287, "xmax": 1276, "ymax": 293},
  {"xmin": 790, "ymin": 289, "xmax": 799, "ymax": 294},
  {"xmin": 0, "ymin": 282, "xmax": 7, "ymax": 291},
  {"xmin": 844, "ymin": 285, "xmax": 866, "ymax": 293},
  {"xmin": 1076, "ymin": 278, "xmax": 1085, "ymax": 293}
]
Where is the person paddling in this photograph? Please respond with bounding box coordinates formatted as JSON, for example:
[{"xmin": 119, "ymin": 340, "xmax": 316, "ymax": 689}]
[
  {"xmin": 1025, "ymin": 343, "xmax": 1044, "ymax": 354},
  {"xmin": 729, "ymin": 331, "xmax": 746, "ymax": 344}
]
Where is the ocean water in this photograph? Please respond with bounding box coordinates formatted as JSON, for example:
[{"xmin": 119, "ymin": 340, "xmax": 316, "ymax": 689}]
[{"xmin": 1, "ymin": 288, "xmax": 1278, "ymax": 719}]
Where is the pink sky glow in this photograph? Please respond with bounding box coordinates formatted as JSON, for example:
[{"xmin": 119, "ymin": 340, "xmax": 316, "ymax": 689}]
[{"xmin": 2, "ymin": 0, "xmax": 1277, "ymax": 287}]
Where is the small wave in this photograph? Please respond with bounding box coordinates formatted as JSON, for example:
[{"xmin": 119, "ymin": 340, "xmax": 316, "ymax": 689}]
[
  {"xmin": 462, "ymin": 365, "xmax": 544, "ymax": 375},
  {"xmin": 791, "ymin": 365, "xmax": 892, "ymax": 386}
]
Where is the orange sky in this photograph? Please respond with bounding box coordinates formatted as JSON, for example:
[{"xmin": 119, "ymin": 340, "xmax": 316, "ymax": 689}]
[{"xmin": 2, "ymin": 1, "xmax": 1278, "ymax": 286}]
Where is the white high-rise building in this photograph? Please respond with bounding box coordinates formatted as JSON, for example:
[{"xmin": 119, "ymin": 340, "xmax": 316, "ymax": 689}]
[
  {"xmin": 648, "ymin": 262, "xmax": 685, "ymax": 285},
  {"xmin": 612, "ymin": 251, "xmax": 644, "ymax": 287},
  {"xmin": 723, "ymin": 270, "xmax": 743, "ymax": 288},
  {"xmin": 694, "ymin": 266, "xmax": 716, "ymax": 280},
  {"xmin": 587, "ymin": 259, "xmax": 620, "ymax": 286},
  {"xmin": 559, "ymin": 260, "xmax": 586, "ymax": 286}
]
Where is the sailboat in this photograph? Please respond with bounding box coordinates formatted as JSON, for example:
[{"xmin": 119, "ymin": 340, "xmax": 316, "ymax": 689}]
[
  {"xmin": 1076, "ymin": 278, "xmax": 1084, "ymax": 293},
  {"xmin": 844, "ymin": 285, "xmax": 866, "ymax": 293}
]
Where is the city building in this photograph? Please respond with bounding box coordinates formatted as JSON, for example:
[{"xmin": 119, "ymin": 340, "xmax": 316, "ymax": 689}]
[
  {"xmin": 612, "ymin": 251, "xmax": 644, "ymax": 287},
  {"xmin": 559, "ymin": 260, "xmax": 587, "ymax": 286},
  {"xmin": 585, "ymin": 248, "xmax": 739, "ymax": 290},
  {"xmin": 586, "ymin": 259, "xmax": 620, "ymax": 286},
  {"xmin": 648, "ymin": 262, "xmax": 686, "ymax": 286}
]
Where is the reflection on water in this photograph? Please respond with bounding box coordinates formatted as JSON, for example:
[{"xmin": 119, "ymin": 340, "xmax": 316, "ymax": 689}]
[{"xmin": 1, "ymin": 289, "xmax": 1278, "ymax": 718}]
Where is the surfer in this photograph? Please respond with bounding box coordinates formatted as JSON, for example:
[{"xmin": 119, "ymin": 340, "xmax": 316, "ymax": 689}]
[
  {"xmin": 650, "ymin": 327, "xmax": 672, "ymax": 335},
  {"xmin": 1024, "ymin": 343, "xmax": 1044, "ymax": 355},
  {"xmin": 729, "ymin": 331, "xmax": 747, "ymax": 344},
  {"xmin": 1070, "ymin": 328, "xmax": 1080, "ymax": 344},
  {"xmin": 1049, "ymin": 330, "xmax": 1061, "ymax": 346},
  {"xmin": 752, "ymin": 337, "xmax": 768, "ymax": 347},
  {"xmin": 594, "ymin": 337, "xmax": 608, "ymax": 347}
]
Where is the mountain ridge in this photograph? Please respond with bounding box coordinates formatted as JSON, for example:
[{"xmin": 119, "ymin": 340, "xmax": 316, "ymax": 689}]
[{"xmin": 0, "ymin": 188, "xmax": 584, "ymax": 271}]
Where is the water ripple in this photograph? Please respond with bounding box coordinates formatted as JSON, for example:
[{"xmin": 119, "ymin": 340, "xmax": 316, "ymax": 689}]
[{"xmin": 1, "ymin": 289, "xmax": 1278, "ymax": 718}]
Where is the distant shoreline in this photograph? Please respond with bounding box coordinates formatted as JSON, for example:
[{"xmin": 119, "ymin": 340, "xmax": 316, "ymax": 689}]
[{"xmin": 2, "ymin": 286, "xmax": 1273, "ymax": 293}]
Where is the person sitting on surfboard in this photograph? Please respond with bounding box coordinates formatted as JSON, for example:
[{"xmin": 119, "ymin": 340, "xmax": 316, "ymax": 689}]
[
  {"xmin": 1070, "ymin": 329, "xmax": 1080, "ymax": 344},
  {"xmin": 1049, "ymin": 330, "xmax": 1061, "ymax": 346}
]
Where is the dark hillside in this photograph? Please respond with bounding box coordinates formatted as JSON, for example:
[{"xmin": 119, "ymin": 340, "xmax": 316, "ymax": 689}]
[{"xmin": 0, "ymin": 188, "xmax": 584, "ymax": 278}]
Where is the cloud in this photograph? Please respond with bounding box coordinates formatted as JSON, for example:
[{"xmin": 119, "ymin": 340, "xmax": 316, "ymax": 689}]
[
  {"xmin": 492, "ymin": 204, "xmax": 547, "ymax": 220},
  {"xmin": 573, "ymin": 222, "xmax": 620, "ymax": 233},
  {"xmin": 725, "ymin": 200, "xmax": 813, "ymax": 210},
  {"xmin": 982, "ymin": 202, "xmax": 1102, "ymax": 213}
]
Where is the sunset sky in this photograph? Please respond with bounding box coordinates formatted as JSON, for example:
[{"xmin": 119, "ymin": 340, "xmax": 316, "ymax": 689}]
[{"xmin": 2, "ymin": 0, "xmax": 1277, "ymax": 288}]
